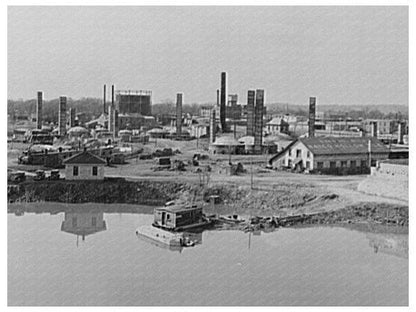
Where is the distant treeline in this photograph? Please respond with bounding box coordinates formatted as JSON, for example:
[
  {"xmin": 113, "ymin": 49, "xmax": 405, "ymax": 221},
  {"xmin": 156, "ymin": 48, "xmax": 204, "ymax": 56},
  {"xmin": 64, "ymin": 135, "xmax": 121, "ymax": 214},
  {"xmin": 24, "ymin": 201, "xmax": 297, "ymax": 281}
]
[
  {"xmin": 266, "ymin": 103, "xmax": 408, "ymax": 120},
  {"xmin": 7, "ymin": 98, "xmax": 213, "ymax": 123},
  {"xmin": 8, "ymin": 97, "xmax": 408, "ymax": 123}
]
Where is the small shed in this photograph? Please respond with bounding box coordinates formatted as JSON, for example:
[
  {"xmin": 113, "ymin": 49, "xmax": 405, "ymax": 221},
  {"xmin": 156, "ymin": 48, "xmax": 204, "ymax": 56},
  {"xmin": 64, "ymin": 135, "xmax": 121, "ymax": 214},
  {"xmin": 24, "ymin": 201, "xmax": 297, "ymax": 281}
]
[
  {"xmin": 209, "ymin": 136, "xmax": 244, "ymax": 154},
  {"xmin": 153, "ymin": 204, "xmax": 203, "ymax": 230},
  {"xmin": 148, "ymin": 128, "xmax": 169, "ymax": 139},
  {"xmin": 64, "ymin": 151, "xmax": 106, "ymax": 180}
]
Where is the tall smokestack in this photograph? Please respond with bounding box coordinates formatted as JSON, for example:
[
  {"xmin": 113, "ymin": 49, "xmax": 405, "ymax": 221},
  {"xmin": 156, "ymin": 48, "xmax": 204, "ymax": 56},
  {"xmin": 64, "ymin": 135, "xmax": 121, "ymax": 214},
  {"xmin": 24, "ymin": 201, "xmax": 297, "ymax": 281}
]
[
  {"xmin": 58, "ymin": 96, "xmax": 67, "ymax": 136},
  {"xmin": 254, "ymin": 89, "xmax": 264, "ymax": 154},
  {"xmin": 220, "ymin": 72, "xmax": 227, "ymax": 132},
  {"xmin": 111, "ymin": 85, "xmax": 115, "ymax": 109},
  {"xmin": 308, "ymin": 97, "xmax": 316, "ymax": 138},
  {"xmin": 108, "ymin": 105, "xmax": 113, "ymax": 132},
  {"xmin": 216, "ymin": 89, "xmax": 220, "ymax": 107},
  {"xmin": 108, "ymin": 85, "xmax": 117, "ymax": 136},
  {"xmin": 69, "ymin": 107, "xmax": 76, "ymax": 128},
  {"xmin": 210, "ymin": 108, "xmax": 216, "ymax": 144},
  {"xmin": 103, "ymin": 84, "xmax": 107, "ymax": 114},
  {"xmin": 114, "ymin": 110, "xmax": 119, "ymax": 138},
  {"xmin": 397, "ymin": 122, "xmax": 404, "ymax": 144},
  {"xmin": 370, "ymin": 121, "xmax": 378, "ymax": 138},
  {"xmin": 246, "ymin": 90, "xmax": 255, "ymax": 136},
  {"xmin": 176, "ymin": 93, "xmax": 183, "ymax": 139},
  {"xmin": 36, "ymin": 91, "xmax": 43, "ymax": 129}
]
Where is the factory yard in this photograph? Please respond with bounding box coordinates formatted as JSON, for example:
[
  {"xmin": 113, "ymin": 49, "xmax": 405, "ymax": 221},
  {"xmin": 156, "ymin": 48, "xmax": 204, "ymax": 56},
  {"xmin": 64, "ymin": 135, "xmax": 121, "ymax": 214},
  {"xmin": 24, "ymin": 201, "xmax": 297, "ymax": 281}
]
[{"xmin": 8, "ymin": 137, "xmax": 408, "ymax": 219}]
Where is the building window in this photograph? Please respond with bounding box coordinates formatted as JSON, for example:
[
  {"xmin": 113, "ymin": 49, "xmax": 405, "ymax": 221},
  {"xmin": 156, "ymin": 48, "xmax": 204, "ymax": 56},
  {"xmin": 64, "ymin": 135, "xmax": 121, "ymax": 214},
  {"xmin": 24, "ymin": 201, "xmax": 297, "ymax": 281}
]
[
  {"xmin": 317, "ymin": 162, "xmax": 323, "ymax": 169},
  {"xmin": 341, "ymin": 161, "xmax": 347, "ymax": 168},
  {"xmin": 288, "ymin": 149, "xmax": 292, "ymax": 156},
  {"xmin": 73, "ymin": 166, "xmax": 79, "ymax": 176},
  {"xmin": 306, "ymin": 161, "xmax": 310, "ymax": 169},
  {"xmin": 288, "ymin": 159, "xmax": 292, "ymax": 167},
  {"xmin": 296, "ymin": 149, "xmax": 301, "ymax": 158},
  {"xmin": 350, "ymin": 160, "xmax": 356, "ymax": 167},
  {"xmin": 330, "ymin": 161, "xmax": 336, "ymax": 169},
  {"xmin": 92, "ymin": 166, "xmax": 98, "ymax": 176},
  {"xmin": 307, "ymin": 151, "xmax": 310, "ymax": 158}
]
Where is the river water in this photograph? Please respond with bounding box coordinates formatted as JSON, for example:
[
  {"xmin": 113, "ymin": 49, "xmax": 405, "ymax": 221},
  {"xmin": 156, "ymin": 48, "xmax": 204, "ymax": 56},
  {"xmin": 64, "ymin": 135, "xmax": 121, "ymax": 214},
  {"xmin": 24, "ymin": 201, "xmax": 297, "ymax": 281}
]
[{"xmin": 8, "ymin": 203, "xmax": 408, "ymax": 306}]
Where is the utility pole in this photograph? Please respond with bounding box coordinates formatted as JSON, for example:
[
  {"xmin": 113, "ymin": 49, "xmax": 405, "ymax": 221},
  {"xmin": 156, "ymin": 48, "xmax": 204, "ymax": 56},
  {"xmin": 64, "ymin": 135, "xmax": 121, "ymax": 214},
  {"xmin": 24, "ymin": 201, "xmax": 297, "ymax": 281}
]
[
  {"xmin": 251, "ymin": 156, "xmax": 254, "ymax": 190},
  {"xmin": 368, "ymin": 139, "xmax": 372, "ymax": 170}
]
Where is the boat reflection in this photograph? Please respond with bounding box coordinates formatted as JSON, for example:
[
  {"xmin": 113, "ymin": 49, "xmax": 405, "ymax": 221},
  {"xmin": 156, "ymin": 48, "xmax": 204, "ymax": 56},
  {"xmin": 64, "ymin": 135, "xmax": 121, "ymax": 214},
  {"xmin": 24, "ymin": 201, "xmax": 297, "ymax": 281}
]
[
  {"xmin": 136, "ymin": 229, "xmax": 203, "ymax": 253},
  {"xmin": 366, "ymin": 232, "xmax": 408, "ymax": 259},
  {"xmin": 61, "ymin": 211, "xmax": 107, "ymax": 245}
]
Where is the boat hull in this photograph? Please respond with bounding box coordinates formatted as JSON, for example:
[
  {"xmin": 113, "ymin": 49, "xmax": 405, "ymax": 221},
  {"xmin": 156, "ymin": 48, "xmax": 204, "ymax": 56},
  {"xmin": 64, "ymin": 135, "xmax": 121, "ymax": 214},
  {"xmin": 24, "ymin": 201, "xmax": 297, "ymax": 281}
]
[
  {"xmin": 152, "ymin": 220, "xmax": 212, "ymax": 232},
  {"xmin": 136, "ymin": 225, "xmax": 184, "ymax": 247}
]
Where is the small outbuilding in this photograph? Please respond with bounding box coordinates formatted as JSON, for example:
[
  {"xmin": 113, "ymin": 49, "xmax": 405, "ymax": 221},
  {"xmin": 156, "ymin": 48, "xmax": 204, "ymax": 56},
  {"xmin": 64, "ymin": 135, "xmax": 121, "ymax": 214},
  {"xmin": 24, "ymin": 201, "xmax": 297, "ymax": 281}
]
[
  {"xmin": 64, "ymin": 150, "xmax": 106, "ymax": 180},
  {"xmin": 209, "ymin": 136, "xmax": 244, "ymax": 154}
]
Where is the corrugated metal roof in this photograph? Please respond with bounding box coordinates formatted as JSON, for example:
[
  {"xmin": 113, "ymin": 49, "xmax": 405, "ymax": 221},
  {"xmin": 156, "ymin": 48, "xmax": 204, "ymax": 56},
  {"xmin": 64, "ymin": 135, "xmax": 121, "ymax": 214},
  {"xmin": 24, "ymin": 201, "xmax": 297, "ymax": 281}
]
[
  {"xmin": 156, "ymin": 205, "xmax": 202, "ymax": 213},
  {"xmin": 268, "ymin": 136, "xmax": 389, "ymax": 165},
  {"xmin": 299, "ymin": 137, "xmax": 389, "ymax": 155},
  {"xmin": 63, "ymin": 151, "xmax": 106, "ymax": 165}
]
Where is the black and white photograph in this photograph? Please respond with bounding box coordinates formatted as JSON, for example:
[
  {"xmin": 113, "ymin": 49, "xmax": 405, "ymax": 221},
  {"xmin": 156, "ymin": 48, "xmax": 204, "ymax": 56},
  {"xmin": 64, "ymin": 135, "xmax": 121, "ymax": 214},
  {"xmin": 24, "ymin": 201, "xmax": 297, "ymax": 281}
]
[{"xmin": 5, "ymin": 3, "xmax": 411, "ymax": 308}]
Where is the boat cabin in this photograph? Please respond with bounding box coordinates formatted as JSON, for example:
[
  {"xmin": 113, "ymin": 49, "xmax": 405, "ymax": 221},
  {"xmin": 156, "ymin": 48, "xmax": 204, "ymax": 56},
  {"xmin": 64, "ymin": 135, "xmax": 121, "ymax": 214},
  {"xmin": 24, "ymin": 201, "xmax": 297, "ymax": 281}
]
[{"xmin": 153, "ymin": 204, "xmax": 203, "ymax": 230}]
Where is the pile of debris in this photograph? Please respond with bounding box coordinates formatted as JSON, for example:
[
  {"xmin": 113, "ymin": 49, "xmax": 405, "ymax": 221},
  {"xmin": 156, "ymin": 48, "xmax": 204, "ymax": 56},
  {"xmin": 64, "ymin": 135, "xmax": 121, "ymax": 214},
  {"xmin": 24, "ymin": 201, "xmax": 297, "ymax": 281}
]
[
  {"xmin": 172, "ymin": 160, "xmax": 186, "ymax": 171},
  {"xmin": 230, "ymin": 162, "xmax": 246, "ymax": 175},
  {"xmin": 152, "ymin": 148, "xmax": 174, "ymax": 158}
]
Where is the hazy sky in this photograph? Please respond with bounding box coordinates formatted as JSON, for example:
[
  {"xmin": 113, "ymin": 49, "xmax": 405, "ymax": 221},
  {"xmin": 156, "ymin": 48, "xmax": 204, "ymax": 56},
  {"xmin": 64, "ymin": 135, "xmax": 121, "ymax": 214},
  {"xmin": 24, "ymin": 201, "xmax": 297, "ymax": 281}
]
[{"xmin": 8, "ymin": 6, "xmax": 408, "ymax": 105}]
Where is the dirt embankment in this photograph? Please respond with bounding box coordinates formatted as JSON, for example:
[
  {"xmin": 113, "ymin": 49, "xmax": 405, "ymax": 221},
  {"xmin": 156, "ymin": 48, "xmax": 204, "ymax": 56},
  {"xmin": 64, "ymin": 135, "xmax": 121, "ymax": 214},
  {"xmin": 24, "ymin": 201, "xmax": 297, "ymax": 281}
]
[
  {"xmin": 8, "ymin": 178, "xmax": 408, "ymax": 230},
  {"xmin": 8, "ymin": 179, "xmax": 186, "ymax": 206}
]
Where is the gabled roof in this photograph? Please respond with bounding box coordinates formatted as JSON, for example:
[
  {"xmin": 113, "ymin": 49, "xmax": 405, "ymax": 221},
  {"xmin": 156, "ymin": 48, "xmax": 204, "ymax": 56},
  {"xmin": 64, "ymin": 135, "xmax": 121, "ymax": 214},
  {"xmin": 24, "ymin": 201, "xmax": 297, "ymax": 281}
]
[
  {"xmin": 63, "ymin": 151, "xmax": 106, "ymax": 165},
  {"xmin": 299, "ymin": 137, "xmax": 389, "ymax": 155},
  {"xmin": 269, "ymin": 136, "xmax": 389, "ymax": 165},
  {"xmin": 268, "ymin": 140, "xmax": 297, "ymax": 164}
]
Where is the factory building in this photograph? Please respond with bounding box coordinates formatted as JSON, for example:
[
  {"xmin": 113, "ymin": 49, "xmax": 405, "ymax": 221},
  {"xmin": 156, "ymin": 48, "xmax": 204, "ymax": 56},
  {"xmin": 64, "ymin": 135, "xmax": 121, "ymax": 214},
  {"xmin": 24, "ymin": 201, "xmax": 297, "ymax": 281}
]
[
  {"xmin": 269, "ymin": 137, "xmax": 389, "ymax": 175},
  {"xmin": 226, "ymin": 94, "xmax": 242, "ymax": 120},
  {"xmin": 116, "ymin": 90, "xmax": 152, "ymax": 115},
  {"xmin": 118, "ymin": 114, "xmax": 156, "ymax": 130}
]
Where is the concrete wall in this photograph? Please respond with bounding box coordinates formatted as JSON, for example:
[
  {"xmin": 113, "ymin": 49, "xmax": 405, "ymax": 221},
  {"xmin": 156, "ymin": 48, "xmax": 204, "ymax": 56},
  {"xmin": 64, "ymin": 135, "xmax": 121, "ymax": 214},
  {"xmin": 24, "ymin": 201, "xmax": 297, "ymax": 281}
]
[
  {"xmin": 358, "ymin": 164, "xmax": 408, "ymax": 202},
  {"xmin": 65, "ymin": 164, "xmax": 105, "ymax": 180},
  {"xmin": 373, "ymin": 162, "xmax": 408, "ymax": 177}
]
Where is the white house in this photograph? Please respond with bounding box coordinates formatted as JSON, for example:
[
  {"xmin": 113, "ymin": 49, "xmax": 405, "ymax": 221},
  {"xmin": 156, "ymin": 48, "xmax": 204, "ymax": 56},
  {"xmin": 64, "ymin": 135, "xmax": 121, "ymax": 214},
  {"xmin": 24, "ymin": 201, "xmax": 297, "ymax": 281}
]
[
  {"xmin": 64, "ymin": 151, "xmax": 106, "ymax": 180},
  {"xmin": 269, "ymin": 136, "xmax": 389, "ymax": 175}
]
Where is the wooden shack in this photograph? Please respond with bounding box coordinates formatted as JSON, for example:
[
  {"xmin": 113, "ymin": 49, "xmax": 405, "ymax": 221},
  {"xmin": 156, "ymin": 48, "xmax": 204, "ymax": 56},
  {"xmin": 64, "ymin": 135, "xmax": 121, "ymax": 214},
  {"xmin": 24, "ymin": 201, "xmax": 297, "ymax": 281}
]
[{"xmin": 153, "ymin": 204, "xmax": 204, "ymax": 231}]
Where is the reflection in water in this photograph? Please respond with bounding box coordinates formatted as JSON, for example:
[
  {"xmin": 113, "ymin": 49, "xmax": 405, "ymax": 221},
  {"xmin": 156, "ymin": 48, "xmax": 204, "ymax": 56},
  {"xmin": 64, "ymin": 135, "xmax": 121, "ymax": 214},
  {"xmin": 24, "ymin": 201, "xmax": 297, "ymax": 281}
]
[
  {"xmin": 8, "ymin": 203, "xmax": 409, "ymax": 306},
  {"xmin": 136, "ymin": 230, "xmax": 203, "ymax": 253},
  {"xmin": 367, "ymin": 232, "xmax": 408, "ymax": 259},
  {"xmin": 61, "ymin": 211, "xmax": 107, "ymax": 245},
  {"xmin": 8, "ymin": 202, "xmax": 409, "ymax": 259}
]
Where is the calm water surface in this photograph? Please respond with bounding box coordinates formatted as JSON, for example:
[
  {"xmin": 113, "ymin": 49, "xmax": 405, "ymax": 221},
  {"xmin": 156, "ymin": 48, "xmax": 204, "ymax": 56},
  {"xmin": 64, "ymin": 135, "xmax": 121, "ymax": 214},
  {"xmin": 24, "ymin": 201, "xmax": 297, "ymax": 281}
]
[{"xmin": 8, "ymin": 203, "xmax": 408, "ymax": 306}]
